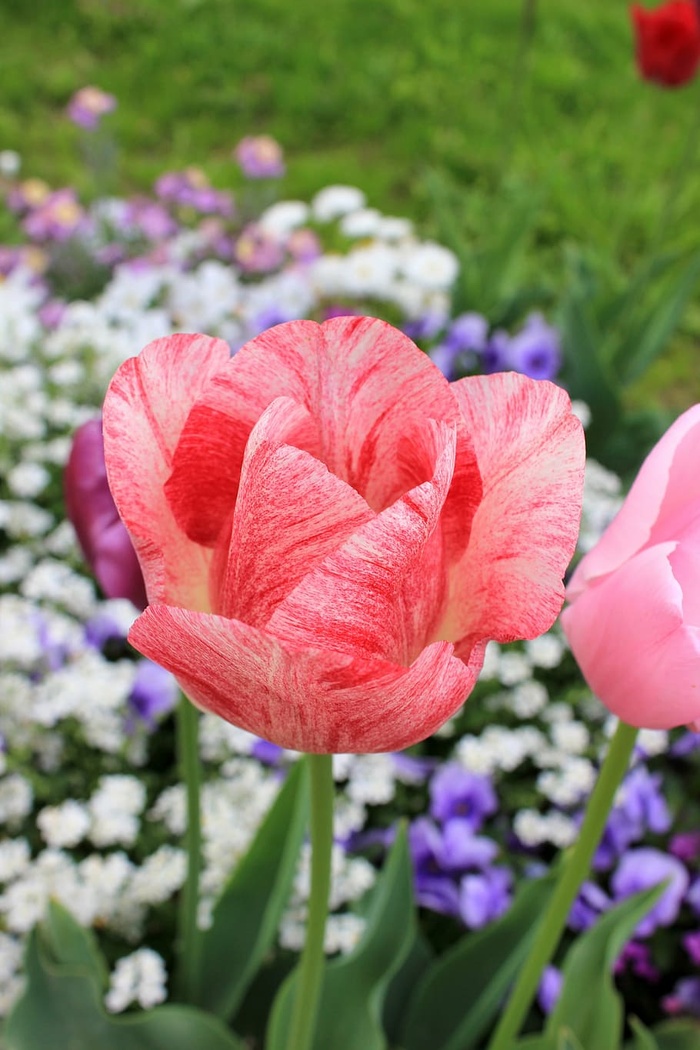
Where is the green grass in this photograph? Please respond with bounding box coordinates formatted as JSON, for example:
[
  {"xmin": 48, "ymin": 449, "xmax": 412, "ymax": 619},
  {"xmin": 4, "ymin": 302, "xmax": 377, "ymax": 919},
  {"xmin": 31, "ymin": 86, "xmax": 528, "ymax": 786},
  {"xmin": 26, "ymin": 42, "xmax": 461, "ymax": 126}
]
[{"xmin": 1, "ymin": 0, "xmax": 699, "ymax": 405}]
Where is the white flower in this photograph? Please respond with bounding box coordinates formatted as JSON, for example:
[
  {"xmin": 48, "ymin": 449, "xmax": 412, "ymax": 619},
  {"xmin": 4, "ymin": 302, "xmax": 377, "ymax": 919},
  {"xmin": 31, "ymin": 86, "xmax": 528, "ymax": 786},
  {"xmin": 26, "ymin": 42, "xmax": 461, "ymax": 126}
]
[
  {"xmin": 105, "ymin": 949, "xmax": 168, "ymax": 1013},
  {"xmin": 37, "ymin": 800, "xmax": 91, "ymax": 848},
  {"xmin": 344, "ymin": 754, "xmax": 396, "ymax": 806},
  {"xmin": 259, "ymin": 200, "xmax": 309, "ymax": 237},
  {"xmin": 400, "ymin": 242, "xmax": 459, "ymax": 291},
  {"xmin": 551, "ymin": 720, "xmax": 590, "ymax": 755},
  {"xmin": 510, "ymin": 680, "xmax": 549, "ymax": 718},
  {"xmin": 312, "ymin": 185, "xmax": 366, "ymax": 222},
  {"xmin": 89, "ymin": 775, "xmax": 146, "ymax": 848},
  {"xmin": 130, "ymin": 846, "xmax": 187, "ymax": 906},
  {"xmin": 339, "ymin": 208, "xmax": 383, "ymax": 238},
  {"xmin": 0, "ymin": 839, "xmax": 31, "ymax": 883},
  {"xmin": 525, "ymin": 633, "xmax": 565, "ymax": 669},
  {"xmin": 0, "ymin": 149, "xmax": 21, "ymax": 177},
  {"xmin": 496, "ymin": 650, "xmax": 532, "ymax": 686},
  {"xmin": 6, "ymin": 462, "xmax": 50, "ymax": 499},
  {"xmin": 0, "ymin": 775, "xmax": 33, "ymax": 827}
]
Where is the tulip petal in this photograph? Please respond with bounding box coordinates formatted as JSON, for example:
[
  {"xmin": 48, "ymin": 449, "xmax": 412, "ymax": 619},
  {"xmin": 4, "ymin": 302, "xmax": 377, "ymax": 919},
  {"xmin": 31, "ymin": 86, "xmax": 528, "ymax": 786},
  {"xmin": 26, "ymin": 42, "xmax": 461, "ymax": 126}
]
[
  {"xmin": 265, "ymin": 419, "xmax": 456, "ymax": 663},
  {"xmin": 215, "ymin": 396, "xmax": 375, "ymax": 625},
  {"xmin": 103, "ymin": 333, "xmax": 231, "ymax": 609},
  {"xmin": 129, "ymin": 604, "xmax": 476, "ymax": 753},
  {"xmin": 561, "ymin": 542, "xmax": 700, "ymax": 728},
  {"xmin": 166, "ymin": 317, "xmax": 482, "ymax": 560},
  {"xmin": 568, "ymin": 404, "xmax": 700, "ymax": 597},
  {"xmin": 445, "ymin": 372, "xmax": 585, "ymax": 652}
]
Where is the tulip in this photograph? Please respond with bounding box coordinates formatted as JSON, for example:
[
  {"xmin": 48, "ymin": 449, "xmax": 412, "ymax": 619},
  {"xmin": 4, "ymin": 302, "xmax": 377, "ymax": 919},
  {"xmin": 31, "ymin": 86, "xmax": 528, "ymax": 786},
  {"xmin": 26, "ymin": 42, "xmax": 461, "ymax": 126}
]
[
  {"xmin": 561, "ymin": 403, "xmax": 700, "ymax": 729},
  {"xmin": 102, "ymin": 317, "xmax": 584, "ymax": 753},
  {"xmin": 631, "ymin": 1, "xmax": 700, "ymax": 88},
  {"xmin": 64, "ymin": 417, "xmax": 147, "ymax": 610}
]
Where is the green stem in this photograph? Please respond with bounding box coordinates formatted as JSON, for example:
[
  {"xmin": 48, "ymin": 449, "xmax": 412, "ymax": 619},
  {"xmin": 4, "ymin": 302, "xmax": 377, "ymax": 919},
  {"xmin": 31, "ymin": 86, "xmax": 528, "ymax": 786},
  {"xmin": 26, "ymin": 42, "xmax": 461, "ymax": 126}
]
[
  {"xmin": 285, "ymin": 754, "xmax": 334, "ymax": 1050},
  {"xmin": 175, "ymin": 693, "xmax": 203, "ymax": 1002},
  {"xmin": 487, "ymin": 719, "xmax": 639, "ymax": 1050}
]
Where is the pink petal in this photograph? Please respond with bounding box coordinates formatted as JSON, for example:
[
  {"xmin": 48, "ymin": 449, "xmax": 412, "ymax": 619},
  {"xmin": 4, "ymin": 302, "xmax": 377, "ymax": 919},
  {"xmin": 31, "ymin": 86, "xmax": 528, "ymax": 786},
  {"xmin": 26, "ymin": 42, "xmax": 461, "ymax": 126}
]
[
  {"xmin": 214, "ymin": 396, "xmax": 375, "ymax": 625},
  {"xmin": 102, "ymin": 333, "xmax": 230, "ymax": 608},
  {"xmin": 568, "ymin": 404, "xmax": 700, "ymax": 598},
  {"xmin": 165, "ymin": 317, "xmax": 482, "ymax": 560},
  {"xmin": 444, "ymin": 373, "xmax": 585, "ymax": 654},
  {"xmin": 129, "ymin": 604, "xmax": 476, "ymax": 753},
  {"xmin": 266, "ymin": 419, "xmax": 456, "ymax": 664},
  {"xmin": 561, "ymin": 542, "xmax": 700, "ymax": 728}
]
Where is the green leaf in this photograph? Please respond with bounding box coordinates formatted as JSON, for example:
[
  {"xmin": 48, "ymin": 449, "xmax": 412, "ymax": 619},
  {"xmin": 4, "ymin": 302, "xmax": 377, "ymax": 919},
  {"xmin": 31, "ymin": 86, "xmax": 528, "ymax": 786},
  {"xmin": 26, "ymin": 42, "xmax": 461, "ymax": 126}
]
[
  {"xmin": 555, "ymin": 288, "xmax": 621, "ymax": 463},
  {"xmin": 194, "ymin": 757, "xmax": 309, "ymax": 1020},
  {"xmin": 401, "ymin": 876, "xmax": 554, "ymax": 1050},
  {"xmin": 627, "ymin": 1016, "xmax": 661, "ymax": 1050},
  {"xmin": 649, "ymin": 1020, "xmax": 700, "ymax": 1050},
  {"xmin": 5, "ymin": 902, "xmax": 244, "ymax": 1050},
  {"xmin": 545, "ymin": 885, "xmax": 665, "ymax": 1050},
  {"xmin": 612, "ymin": 249, "xmax": 700, "ymax": 386},
  {"xmin": 266, "ymin": 823, "xmax": 415, "ymax": 1050},
  {"xmin": 381, "ymin": 928, "xmax": 434, "ymax": 1047}
]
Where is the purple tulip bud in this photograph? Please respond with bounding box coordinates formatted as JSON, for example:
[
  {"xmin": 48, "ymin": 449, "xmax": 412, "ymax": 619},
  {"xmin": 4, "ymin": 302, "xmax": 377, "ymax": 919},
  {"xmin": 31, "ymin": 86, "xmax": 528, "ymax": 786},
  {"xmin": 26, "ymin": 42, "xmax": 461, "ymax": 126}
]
[{"xmin": 64, "ymin": 417, "xmax": 147, "ymax": 609}]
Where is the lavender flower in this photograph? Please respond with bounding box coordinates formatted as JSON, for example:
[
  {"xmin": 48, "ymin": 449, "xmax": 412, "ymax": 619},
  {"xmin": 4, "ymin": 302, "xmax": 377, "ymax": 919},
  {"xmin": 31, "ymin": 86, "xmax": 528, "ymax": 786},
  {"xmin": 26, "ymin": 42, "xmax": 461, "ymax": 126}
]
[
  {"xmin": 429, "ymin": 763, "xmax": 497, "ymax": 832},
  {"xmin": 662, "ymin": 978, "xmax": 700, "ymax": 1018},
  {"xmin": 459, "ymin": 866, "xmax": 512, "ymax": 928},
  {"xmin": 614, "ymin": 940, "xmax": 660, "ymax": 981},
  {"xmin": 611, "ymin": 848, "xmax": 689, "ymax": 937},
  {"xmin": 23, "ymin": 189, "xmax": 87, "ymax": 242},
  {"xmin": 569, "ymin": 880, "xmax": 611, "ymax": 931},
  {"xmin": 506, "ymin": 313, "xmax": 561, "ymax": 380},
  {"xmin": 129, "ymin": 661, "xmax": 178, "ymax": 730},
  {"xmin": 67, "ymin": 86, "xmax": 117, "ymax": 130},
  {"xmin": 481, "ymin": 328, "xmax": 511, "ymax": 373},
  {"xmin": 234, "ymin": 135, "xmax": 285, "ymax": 179},
  {"xmin": 538, "ymin": 966, "xmax": 563, "ymax": 1014}
]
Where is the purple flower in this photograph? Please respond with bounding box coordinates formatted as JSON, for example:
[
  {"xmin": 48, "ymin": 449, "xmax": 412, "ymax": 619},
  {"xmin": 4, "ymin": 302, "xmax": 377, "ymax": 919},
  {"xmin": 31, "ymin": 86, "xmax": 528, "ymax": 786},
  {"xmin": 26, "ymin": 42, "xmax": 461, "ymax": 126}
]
[
  {"xmin": 611, "ymin": 848, "xmax": 689, "ymax": 937},
  {"xmin": 459, "ymin": 866, "xmax": 512, "ymax": 928},
  {"xmin": 234, "ymin": 135, "xmax": 285, "ymax": 179},
  {"xmin": 251, "ymin": 739, "xmax": 285, "ymax": 766},
  {"xmin": 124, "ymin": 197, "xmax": 177, "ymax": 241},
  {"xmin": 670, "ymin": 831, "xmax": 700, "ymax": 863},
  {"xmin": 402, "ymin": 312, "xmax": 445, "ymax": 342},
  {"xmin": 683, "ymin": 931, "xmax": 700, "ymax": 965},
  {"xmin": 129, "ymin": 660, "xmax": 178, "ymax": 729},
  {"xmin": 507, "ymin": 313, "xmax": 561, "ymax": 381},
  {"xmin": 481, "ymin": 329, "xmax": 511, "ymax": 373},
  {"xmin": 670, "ymin": 730, "xmax": 700, "ymax": 757},
  {"xmin": 234, "ymin": 224, "xmax": 284, "ymax": 273},
  {"xmin": 416, "ymin": 874, "xmax": 462, "ymax": 917},
  {"xmin": 64, "ymin": 418, "xmax": 147, "ymax": 609},
  {"xmin": 614, "ymin": 940, "xmax": 660, "ymax": 981},
  {"xmin": 569, "ymin": 880, "xmax": 611, "ymax": 931},
  {"xmin": 23, "ymin": 189, "xmax": 87, "ymax": 242},
  {"xmin": 429, "ymin": 763, "xmax": 497, "ymax": 832},
  {"xmin": 67, "ymin": 86, "xmax": 117, "ymax": 130},
  {"xmin": 538, "ymin": 966, "xmax": 563, "ymax": 1014},
  {"xmin": 662, "ymin": 978, "xmax": 700, "ymax": 1017},
  {"xmin": 390, "ymin": 752, "xmax": 435, "ymax": 783},
  {"xmin": 439, "ymin": 821, "xmax": 499, "ymax": 872},
  {"xmin": 594, "ymin": 765, "xmax": 671, "ymax": 870},
  {"xmin": 686, "ymin": 878, "xmax": 700, "ymax": 916},
  {"xmin": 445, "ymin": 312, "xmax": 489, "ymax": 353},
  {"xmin": 286, "ymin": 228, "xmax": 322, "ymax": 262}
]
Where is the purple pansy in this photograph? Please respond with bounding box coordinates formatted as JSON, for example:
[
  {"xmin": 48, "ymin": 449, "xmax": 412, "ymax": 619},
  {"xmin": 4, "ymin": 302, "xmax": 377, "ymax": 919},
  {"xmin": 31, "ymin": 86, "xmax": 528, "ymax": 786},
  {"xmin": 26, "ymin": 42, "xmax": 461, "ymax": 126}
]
[
  {"xmin": 506, "ymin": 313, "xmax": 561, "ymax": 380},
  {"xmin": 459, "ymin": 866, "xmax": 512, "ymax": 928},
  {"xmin": 611, "ymin": 848, "xmax": 689, "ymax": 938},
  {"xmin": 569, "ymin": 880, "xmax": 611, "ymax": 932},
  {"xmin": 481, "ymin": 328, "xmax": 510, "ymax": 373},
  {"xmin": 538, "ymin": 965, "xmax": 563, "ymax": 1015},
  {"xmin": 614, "ymin": 940, "xmax": 660, "ymax": 982},
  {"xmin": 429, "ymin": 763, "xmax": 497, "ymax": 832},
  {"xmin": 129, "ymin": 660, "xmax": 178, "ymax": 729}
]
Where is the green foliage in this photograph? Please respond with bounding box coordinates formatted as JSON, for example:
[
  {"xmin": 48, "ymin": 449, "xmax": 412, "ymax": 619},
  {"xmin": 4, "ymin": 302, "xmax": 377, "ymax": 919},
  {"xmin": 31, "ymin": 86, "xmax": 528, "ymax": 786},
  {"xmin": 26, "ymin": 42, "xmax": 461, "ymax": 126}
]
[
  {"xmin": 266, "ymin": 824, "xmax": 415, "ymax": 1050},
  {"xmin": 5, "ymin": 901, "xmax": 244, "ymax": 1050},
  {"xmin": 514, "ymin": 885, "xmax": 665, "ymax": 1050},
  {"xmin": 192, "ymin": 758, "xmax": 309, "ymax": 1020},
  {"xmin": 401, "ymin": 876, "xmax": 554, "ymax": 1050}
]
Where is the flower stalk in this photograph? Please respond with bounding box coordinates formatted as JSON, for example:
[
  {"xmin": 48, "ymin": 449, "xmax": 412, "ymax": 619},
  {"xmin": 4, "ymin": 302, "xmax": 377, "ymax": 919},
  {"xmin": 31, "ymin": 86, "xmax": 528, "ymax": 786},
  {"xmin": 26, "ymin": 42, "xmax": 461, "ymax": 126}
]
[
  {"xmin": 174, "ymin": 693, "xmax": 203, "ymax": 1002},
  {"xmin": 487, "ymin": 719, "xmax": 639, "ymax": 1050},
  {"xmin": 285, "ymin": 753, "xmax": 334, "ymax": 1050}
]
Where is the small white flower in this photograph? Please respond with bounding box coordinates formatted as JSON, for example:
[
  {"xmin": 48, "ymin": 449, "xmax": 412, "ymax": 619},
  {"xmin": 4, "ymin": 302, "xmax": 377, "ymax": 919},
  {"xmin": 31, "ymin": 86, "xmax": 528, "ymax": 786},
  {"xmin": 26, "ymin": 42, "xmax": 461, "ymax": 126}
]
[
  {"xmin": 400, "ymin": 242, "xmax": 459, "ymax": 291},
  {"xmin": 258, "ymin": 200, "xmax": 309, "ymax": 236},
  {"xmin": 0, "ymin": 149, "xmax": 21, "ymax": 176},
  {"xmin": 0, "ymin": 775, "xmax": 33, "ymax": 827},
  {"xmin": 105, "ymin": 949, "xmax": 168, "ymax": 1013},
  {"xmin": 37, "ymin": 800, "xmax": 91, "ymax": 848},
  {"xmin": 6, "ymin": 462, "xmax": 51, "ymax": 498},
  {"xmin": 526, "ymin": 633, "xmax": 565, "ymax": 669},
  {"xmin": 312, "ymin": 185, "xmax": 366, "ymax": 222},
  {"xmin": 339, "ymin": 208, "xmax": 383, "ymax": 238}
]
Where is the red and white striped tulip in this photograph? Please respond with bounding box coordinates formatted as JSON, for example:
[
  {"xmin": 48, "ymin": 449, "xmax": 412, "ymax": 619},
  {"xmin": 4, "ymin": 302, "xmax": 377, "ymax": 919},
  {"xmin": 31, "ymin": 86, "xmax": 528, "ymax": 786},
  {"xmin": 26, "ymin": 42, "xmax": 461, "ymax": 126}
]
[{"xmin": 103, "ymin": 317, "xmax": 585, "ymax": 753}]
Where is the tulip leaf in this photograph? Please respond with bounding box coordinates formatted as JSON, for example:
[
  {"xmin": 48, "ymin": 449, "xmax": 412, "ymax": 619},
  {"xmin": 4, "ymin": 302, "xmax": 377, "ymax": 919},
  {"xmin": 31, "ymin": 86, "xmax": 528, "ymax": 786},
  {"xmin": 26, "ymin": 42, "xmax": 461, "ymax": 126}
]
[
  {"xmin": 401, "ymin": 875, "xmax": 554, "ymax": 1050},
  {"xmin": 265, "ymin": 823, "xmax": 415, "ymax": 1050},
  {"xmin": 647, "ymin": 1020, "xmax": 700, "ymax": 1049},
  {"xmin": 194, "ymin": 757, "xmax": 309, "ymax": 1020},
  {"xmin": 627, "ymin": 1017, "xmax": 661, "ymax": 1050},
  {"xmin": 5, "ymin": 901, "xmax": 244, "ymax": 1050},
  {"xmin": 611, "ymin": 249, "xmax": 700, "ymax": 386},
  {"xmin": 542, "ymin": 885, "xmax": 665, "ymax": 1050}
]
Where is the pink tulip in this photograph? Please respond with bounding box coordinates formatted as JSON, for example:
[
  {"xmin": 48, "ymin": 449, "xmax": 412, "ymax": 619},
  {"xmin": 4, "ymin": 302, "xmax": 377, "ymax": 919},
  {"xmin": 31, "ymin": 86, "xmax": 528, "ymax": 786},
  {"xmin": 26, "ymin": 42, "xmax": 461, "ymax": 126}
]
[
  {"xmin": 102, "ymin": 317, "xmax": 584, "ymax": 753},
  {"xmin": 65, "ymin": 418, "xmax": 147, "ymax": 610},
  {"xmin": 561, "ymin": 404, "xmax": 700, "ymax": 729}
]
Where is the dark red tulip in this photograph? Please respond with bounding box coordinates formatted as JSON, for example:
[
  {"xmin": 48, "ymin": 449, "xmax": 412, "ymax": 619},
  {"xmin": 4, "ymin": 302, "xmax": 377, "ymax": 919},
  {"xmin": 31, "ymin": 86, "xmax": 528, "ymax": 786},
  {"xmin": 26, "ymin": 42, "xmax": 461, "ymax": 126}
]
[
  {"xmin": 631, "ymin": 1, "xmax": 700, "ymax": 87},
  {"xmin": 64, "ymin": 417, "xmax": 147, "ymax": 609}
]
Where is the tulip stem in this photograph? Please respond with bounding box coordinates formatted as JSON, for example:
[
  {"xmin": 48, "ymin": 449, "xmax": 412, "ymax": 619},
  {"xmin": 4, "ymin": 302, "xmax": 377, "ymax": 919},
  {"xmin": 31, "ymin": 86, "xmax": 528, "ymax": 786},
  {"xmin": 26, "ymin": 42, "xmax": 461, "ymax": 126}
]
[
  {"xmin": 486, "ymin": 719, "xmax": 639, "ymax": 1050},
  {"xmin": 286, "ymin": 753, "xmax": 334, "ymax": 1050},
  {"xmin": 174, "ymin": 693, "xmax": 203, "ymax": 1002}
]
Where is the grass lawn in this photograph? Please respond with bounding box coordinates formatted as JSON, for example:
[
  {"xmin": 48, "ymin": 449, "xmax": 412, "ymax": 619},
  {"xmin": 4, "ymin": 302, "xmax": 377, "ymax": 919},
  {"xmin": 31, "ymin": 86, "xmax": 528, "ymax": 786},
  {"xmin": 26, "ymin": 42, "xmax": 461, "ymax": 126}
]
[{"xmin": 1, "ymin": 0, "xmax": 699, "ymax": 404}]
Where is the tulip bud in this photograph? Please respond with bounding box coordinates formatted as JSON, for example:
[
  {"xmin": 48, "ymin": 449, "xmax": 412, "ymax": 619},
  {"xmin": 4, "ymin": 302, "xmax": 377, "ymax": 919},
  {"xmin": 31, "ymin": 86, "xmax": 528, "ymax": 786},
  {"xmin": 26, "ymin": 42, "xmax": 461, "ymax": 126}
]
[{"xmin": 64, "ymin": 417, "xmax": 147, "ymax": 610}]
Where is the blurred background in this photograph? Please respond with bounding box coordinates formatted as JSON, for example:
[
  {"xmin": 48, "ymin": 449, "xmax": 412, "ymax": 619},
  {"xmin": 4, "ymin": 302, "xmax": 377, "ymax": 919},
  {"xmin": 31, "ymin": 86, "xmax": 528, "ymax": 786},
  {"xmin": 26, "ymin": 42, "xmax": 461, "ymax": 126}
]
[{"xmin": 1, "ymin": 0, "xmax": 699, "ymax": 410}]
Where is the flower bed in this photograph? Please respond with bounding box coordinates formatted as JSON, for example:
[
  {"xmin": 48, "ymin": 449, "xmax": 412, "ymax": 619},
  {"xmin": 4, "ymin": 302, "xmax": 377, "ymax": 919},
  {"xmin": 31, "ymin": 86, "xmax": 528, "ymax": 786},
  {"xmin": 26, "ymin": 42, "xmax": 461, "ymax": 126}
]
[{"xmin": 1, "ymin": 130, "xmax": 700, "ymax": 1044}]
